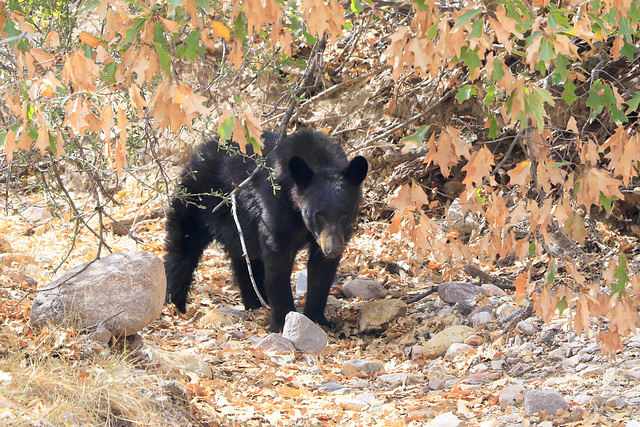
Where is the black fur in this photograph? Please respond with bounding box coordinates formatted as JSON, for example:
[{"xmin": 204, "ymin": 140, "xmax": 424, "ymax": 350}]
[{"xmin": 164, "ymin": 130, "xmax": 368, "ymax": 331}]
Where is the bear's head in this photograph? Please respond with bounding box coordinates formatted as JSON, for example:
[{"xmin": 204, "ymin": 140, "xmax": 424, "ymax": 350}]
[{"xmin": 288, "ymin": 155, "xmax": 368, "ymax": 258}]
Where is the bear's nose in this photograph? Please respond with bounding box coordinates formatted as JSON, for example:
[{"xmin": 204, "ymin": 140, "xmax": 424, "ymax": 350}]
[{"xmin": 324, "ymin": 246, "xmax": 343, "ymax": 258}]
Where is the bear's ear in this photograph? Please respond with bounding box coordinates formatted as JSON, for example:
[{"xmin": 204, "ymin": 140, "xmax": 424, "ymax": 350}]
[
  {"xmin": 289, "ymin": 156, "xmax": 314, "ymax": 188},
  {"xmin": 343, "ymin": 156, "xmax": 368, "ymax": 185}
]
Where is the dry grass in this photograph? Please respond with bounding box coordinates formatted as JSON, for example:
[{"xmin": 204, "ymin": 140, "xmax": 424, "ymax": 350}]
[{"xmin": 0, "ymin": 326, "xmax": 196, "ymax": 426}]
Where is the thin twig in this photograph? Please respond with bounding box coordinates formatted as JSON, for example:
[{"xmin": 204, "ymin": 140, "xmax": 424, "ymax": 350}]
[
  {"xmin": 365, "ymin": 77, "xmax": 472, "ymax": 147},
  {"xmin": 230, "ymin": 191, "xmax": 269, "ymax": 309},
  {"xmin": 278, "ymin": 34, "xmax": 328, "ymax": 141}
]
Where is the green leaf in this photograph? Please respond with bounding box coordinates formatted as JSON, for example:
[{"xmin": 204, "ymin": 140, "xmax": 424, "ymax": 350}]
[
  {"xmin": 195, "ymin": 0, "xmax": 209, "ymax": 8},
  {"xmin": 218, "ymin": 116, "xmax": 234, "ymax": 141},
  {"xmin": 600, "ymin": 192, "xmax": 618, "ymax": 212},
  {"xmin": 618, "ymin": 17, "xmax": 632, "ymax": 40},
  {"xmin": 621, "ymin": 42, "xmax": 636, "ymax": 61},
  {"xmin": 551, "ymin": 54, "xmax": 570, "ymax": 82},
  {"xmin": 178, "ymin": 29, "xmax": 202, "ymax": 60},
  {"xmin": 547, "ymin": 261, "xmax": 557, "ymax": 285},
  {"xmin": 400, "ymin": 125, "xmax": 431, "ymax": 145},
  {"xmin": 456, "ymin": 85, "xmax": 477, "ymax": 103},
  {"xmin": 413, "ymin": 0, "xmax": 429, "ymax": 11},
  {"xmin": 491, "ymin": 57, "xmax": 505, "ymax": 82},
  {"xmin": 557, "ymin": 296, "xmax": 568, "ymax": 315},
  {"xmin": 526, "ymin": 86, "xmax": 553, "ymax": 132},
  {"xmin": 351, "ymin": 0, "xmax": 363, "ymax": 13},
  {"xmin": 487, "ymin": 114, "xmax": 500, "ymax": 139},
  {"xmin": 552, "ymin": 160, "xmax": 571, "ymax": 169},
  {"xmin": 562, "ymin": 79, "xmax": 577, "ymax": 106},
  {"xmin": 586, "ymin": 81, "xmax": 606, "ymax": 120},
  {"xmin": 154, "ymin": 20, "xmax": 168, "ymax": 45},
  {"xmin": 529, "ymin": 242, "xmax": 536, "ymax": 258},
  {"xmin": 154, "ymin": 42, "xmax": 172, "ymax": 75},
  {"xmin": 626, "ymin": 91, "xmax": 640, "ymax": 113},
  {"xmin": 456, "ymin": 8, "xmax": 482, "ymax": 28},
  {"xmin": 426, "ymin": 19, "xmax": 440, "ymax": 39},
  {"xmin": 464, "ymin": 48, "xmax": 482, "ymax": 78},
  {"xmin": 103, "ymin": 62, "xmax": 118, "ymax": 83},
  {"xmin": 124, "ymin": 18, "xmax": 145, "ymax": 44},
  {"xmin": 539, "ymin": 40, "xmax": 554, "ymax": 64},
  {"xmin": 612, "ymin": 253, "xmax": 629, "ymax": 294},
  {"xmin": 485, "ymin": 85, "xmax": 496, "ymax": 106},
  {"xmin": 469, "ymin": 19, "xmax": 483, "ymax": 39}
]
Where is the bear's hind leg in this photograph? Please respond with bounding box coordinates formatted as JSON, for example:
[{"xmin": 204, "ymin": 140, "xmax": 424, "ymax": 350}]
[
  {"xmin": 164, "ymin": 208, "xmax": 214, "ymax": 313},
  {"xmin": 230, "ymin": 257, "xmax": 267, "ymax": 310}
]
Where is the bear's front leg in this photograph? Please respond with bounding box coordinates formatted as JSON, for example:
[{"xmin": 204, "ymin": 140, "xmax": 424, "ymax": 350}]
[
  {"xmin": 262, "ymin": 248, "xmax": 297, "ymax": 332},
  {"xmin": 304, "ymin": 242, "xmax": 341, "ymax": 328}
]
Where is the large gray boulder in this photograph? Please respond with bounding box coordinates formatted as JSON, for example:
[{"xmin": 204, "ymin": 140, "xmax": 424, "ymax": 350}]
[{"xmin": 30, "ymin": 251, "xmax": 166, "ymax": 341}]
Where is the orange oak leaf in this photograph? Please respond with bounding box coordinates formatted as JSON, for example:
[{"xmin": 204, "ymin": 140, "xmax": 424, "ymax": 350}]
[
  {"xmin": 62, "ymin": 51, "xmax": 99, "ymax": 92},
  {"xmin": 575, "ymin": 168, "xmax": 624, "ymax": 210},
  {"xmin": 35, "ymin": 125, "xmax": 49, "ymax": 155},
  {"xmin": 508, "ymin": 160, "xmax": 531, "ymax": 188},
  {"xmin": 461, "ymin": 147, "xmax": 494, "ymax": 189},
  {"xmin": 4, "ymin": 130, "xmax": 17, "ymax": 162},
  {"xmin": 513, "ymin": 272, "xmax": 528, "ymax": 300},
  {"xmin": 79, "ymin": 32, "xmax": 100, "ymax": 47},
  {"xmin": 424, "ymin": 126, "xmax": 470, "ymax": 178}
]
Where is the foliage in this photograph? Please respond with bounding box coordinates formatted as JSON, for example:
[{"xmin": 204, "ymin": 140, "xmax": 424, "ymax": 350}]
[{"xmin": 1, "ymin": 0, "xmax": 640, "ymax": 355}]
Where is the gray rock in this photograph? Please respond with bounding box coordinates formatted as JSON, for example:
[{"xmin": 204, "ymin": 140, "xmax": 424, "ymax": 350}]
[
  {"xmin": 481, "ymin": 283, "xmax": 506, "ymax": 297},
  {"xmin": 425, "ymin": 411, "xmax": 463, "ymax": 427},
  {"xmin": 428, "ymin": 376, "xmax": 446, "ymax": 390},
  {"xmin": 342, "ymin": 360, "xmax": 384, "ymax": 377},
  {"xmin": 377, "ymin": 373, "xmax": 421, "ymax": 388},
  {"xmin": 357, "ymin": 299, "xmax": 407, "ymax": 332},
  {"xmin": 30, "ymin": 251, "xmax": 165, "ymax": 341},
  {"xmin": 469, "ymin": 311, "xmax": 493, "ymax": 327},
  {"xmin": 496, "ymin": 303, "xmax": 515, "ymax": 318},
  {"xmin": 524, "ymin": 390, "xmax": 569, "ymax": 416},
  {"xmin": 320, "ymin": 382, "xmax": 348, "ymax": 392},
  {"xmin": 422, "ymin": 325, "xmax": 475, "ymax": 359},
  {"xmin": 444, "ymin": 343, "xmax": 472, "ymax": 360},
  {"xmin": 499, "ymin": 385, "xmax": 526, "ymax": 407},
  {"xmin": 517, "ymin": 319, "xmax": 537, "ymax": 336},
  {"xmin": 438, "ymin": 282, "xmax": 484, "ymax": 304},
  {"xmin": 256, "ymin": 333, "xmax": 296, "ymax": 353},
  {"xmin": 342, "ymin": 278, "xmax": 388, "ymax": 300},
  {"xmin": 282, "ymin": 312, "xmax": 327, "ymax": 353}
]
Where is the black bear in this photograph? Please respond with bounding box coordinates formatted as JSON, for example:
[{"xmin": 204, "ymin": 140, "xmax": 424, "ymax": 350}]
[{"xmin": 164, "ymin": 130, "xmax": 368, "ymax": 331}]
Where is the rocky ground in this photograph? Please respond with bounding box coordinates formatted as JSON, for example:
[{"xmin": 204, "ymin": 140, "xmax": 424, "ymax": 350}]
[{"xmin": 1, "ymin": 198, "xmax": 640, "ymax": 426}]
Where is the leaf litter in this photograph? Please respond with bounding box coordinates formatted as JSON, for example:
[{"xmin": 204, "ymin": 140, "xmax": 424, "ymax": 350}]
[{"xmin": 1, "ymin": 188, "xmax": 640, "ymax": 426}]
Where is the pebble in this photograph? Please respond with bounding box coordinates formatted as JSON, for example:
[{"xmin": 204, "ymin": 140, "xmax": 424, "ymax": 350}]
[
  {"xmin": 320, "ymin": 382, "xmax": 349, "ymax": 392},
  {"xmin": 516, "ymin": 319, "xmax": 537, "ymax": 336},
  {"xmin": 377, "ymin": 373, "xmax": 422, "ymax": 388},
  {"xmin": 255, "ymin": 333, "xmax": 295, "ymax": 353},
  {"xmin": 428, "ymin": 376, "xmax": 446, "ymax": 390},
  {"xmin": 342, "ymin": 278, "xmax": 388, "ymax": 300},
  {"xmin": 335, "ymin": 397, "xmax": 368, "ymax": 411},
  {"xmin": 464, "ymin": 335, "xmax": 484, "ymax": 346},
  {"xmin": 524, "ymin": 389, "xmax": 569, "ymax": 416},
  {"xmin": 342, "ymin": 360, "xmax": 385, "ymax": 378},
  {"xmin": 444, "ymin": 343, "xmax": 472, "ymax": 360},
  {"xmin": 424, "ymin": 411, "xmax": 462, "ymax": 427},
  {"xmin": 438, "ymin": 282, "xmax": 484, "ymax": 304},
  {"xmin": 469, "ymin": 311, "xmax": 493, "ymax": 327},
  {"xmin": 357, "ymin": 299, "xmax": 407, "ymax": 332},
  {"xmin": 282, "ymin": 312, "xmax": 327, "ymax": 353},
  {"xmin": 422, "ymin": 325, "xmax": 475, "ymax": 359},
  {"xmin": 499, "ymin": 385, "xmax": 526, "ymax": 407},
  {"xmin": 481, "ymin": 283, "xmax": 507, "ymax": 297}
]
